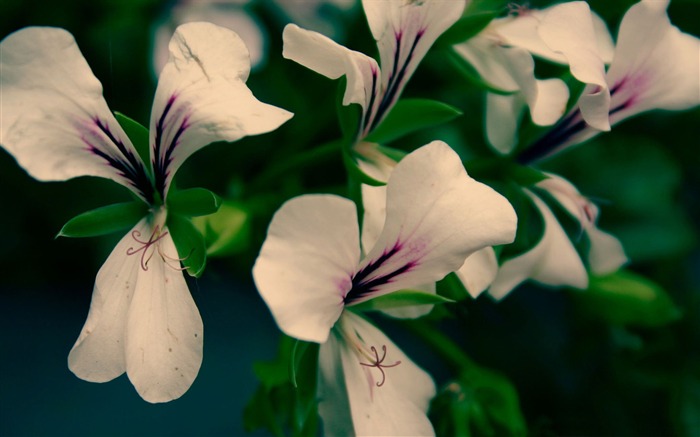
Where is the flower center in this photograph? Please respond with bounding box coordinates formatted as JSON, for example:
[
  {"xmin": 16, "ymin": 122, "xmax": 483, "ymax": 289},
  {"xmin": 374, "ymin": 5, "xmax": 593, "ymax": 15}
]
[{"xmin": 359, "ymin": 345, "xmax": 402, "ymax": 387}]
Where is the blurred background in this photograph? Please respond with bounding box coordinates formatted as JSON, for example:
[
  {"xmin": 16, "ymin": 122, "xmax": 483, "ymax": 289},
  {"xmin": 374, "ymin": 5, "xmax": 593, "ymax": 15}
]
[{"xmin": 1, "ymin": 0, "xmax": 698, "ymax": 435}]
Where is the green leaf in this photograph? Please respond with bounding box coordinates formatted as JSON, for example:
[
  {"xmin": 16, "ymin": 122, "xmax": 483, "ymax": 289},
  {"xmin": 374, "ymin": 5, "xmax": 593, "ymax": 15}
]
[
  {"xmin": 191, "ymin": 201, "xmax": 251, "ymax": 257},
  {"xmin": 342, "ymin": 149, "xmax": 386, "ymax": 187},
  {"xmin": 575, "ymin": 270, "xmax": 682, "ymax": 327},
  {"xmin": 57, "ymin": 201, "xmax": 147, "ymax": 238},
  {"xmin": 350, "ymin": 289, "xmax": 454, "ymax": 312},
  {"xmin": 437, "ymin": 272, "xmax": 471, "ymax": 301},
  {"xmin": 289, "ymin": 340, "xmax": 310, "ymax": 389},
  {"xmin": 167, "ymin": 213, "xmax": 206, "ymax": 277},
  {"xmin": 167, "ymin": 187, "xmax": 222, "ymax": 217},
  {"xmin": 114, "ymin": 112, "xmax": 150, "ymax": 167},
  {"xmin": 365, "ymin": 98, "xmax": 462, "ymax": 144}
]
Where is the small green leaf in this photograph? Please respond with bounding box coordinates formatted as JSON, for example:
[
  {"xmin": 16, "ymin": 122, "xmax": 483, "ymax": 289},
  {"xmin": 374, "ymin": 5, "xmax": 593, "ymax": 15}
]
[
  {"xmin": 574, "ymin": 270, "xmax": 682, "ymax": 327},
  {"xmin": 350, "ymin": 289, "xmax": 454, "ymax": 312},
  {"xmin": 342, "ymin": 149, "xmax": 387, "ymax": 187},
  {"xmin": 167, "ymin": 187, "xmax": 222, "ymax": 217},
  {"xmin": 57, "ymin": 201, "xmax": 147, "ymax": 238},
  {"xmin": 114, "ymin": 112, "xmax": 150, "ymax": 167},
  {"xmin": 192, "ymin": 201, "xmax": 251, "ymax": 257},
  {"xmin": 365, "ymin": 98, "xmax": 462, "ymax": 144},
  {"xmin": 167, "ymin": 213, "xmax": 206, "ymax": 277},
  {"xmin": 289, "ymin": 340, "xmax": 310, "ymax": 389}
]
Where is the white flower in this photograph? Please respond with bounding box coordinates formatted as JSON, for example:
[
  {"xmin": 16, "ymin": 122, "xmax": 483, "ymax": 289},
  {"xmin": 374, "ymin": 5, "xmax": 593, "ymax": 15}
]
[
  {"xmin": 519, "ymin": 0, "xmax": 700, "ymax": 162},
  {"xmin": 489, "ymin": 174, "xmax": 626, "ymax": 300},
  {"xmin": 0, "ymin": 23, "xmax": 292, "ymax": 402},
  {"xmin": 253, "ymin": 141, "xmax": 516, "ymax": 434},
  {"xmin": 454, "ymin": 1, "xmax": 615, "ymax": 154},
  {"xmin": 282, "ymin": 0, "xmax": 466, "ymax": 141}
]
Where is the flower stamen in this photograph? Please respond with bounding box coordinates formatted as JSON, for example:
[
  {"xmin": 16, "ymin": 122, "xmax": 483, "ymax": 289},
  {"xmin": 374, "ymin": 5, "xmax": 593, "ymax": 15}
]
[
  {"xmin": 359, "ymin": 345, "xmax": 401, "ymax": 387},
  {"xmin": 126, "ymin": 225, "xmax": 169, "ymax": 271}
]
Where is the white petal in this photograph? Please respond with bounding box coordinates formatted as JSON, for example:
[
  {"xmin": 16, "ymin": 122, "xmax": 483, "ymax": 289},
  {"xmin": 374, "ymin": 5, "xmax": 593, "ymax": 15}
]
[
  {"xmin": 606, "ymin": 0, "xmax": 700, "ymax": 123},
  {"xmin": 125, "ymin": 230, "xmax": 203, "ymax": 403},
  {"xmin": 253, "ymin": 195, "xmax": 361, "ymax": 343},
  {"xmin": 362, "ymin": 0, "xmax": 465, "ymax": 127},
  {"xmin": 0, "ymin": 27, "xmax": 152, "ymax": 201},
  {"xmin": 586, "ymin": 227, "xmax": 627, "ymax": 275},
  {"xmin": 330, "ymin": 312, "xmax": 436, "ymax": 436},
  {"xmin": 67, "ymin": 221, "xmax": 144, "ymax": 383},
  {"xmin": 318, "ymin": 332, "xmax": 355, "ymax": 436},
  {"xmin": 474, "ymin": 44, "xmax": 568, "ymax": 154},
  {"xmin": 489, "ymin": 191, "xmax": 587, "ymax": 300},
  {"xmin": 538, "ymin": 2, "xmax": 610, "ymax": 131},
  {"xmin": 346, "ymin": 141, "xmax": 517, "ymax": 305},
  {"xmin": 282, "ymin": 23, "xmax": 379, "ymax": 114},
  {"xmin": 151, "ymin": 22, "xmax": 292, "ymax": 198},
  {"xmin": 453, "ymin": 37, "xmax": 520, "ymax": 92},
  {"xmin": 456, "ymin": 247, "xmax": 499, "ymax": 299}
]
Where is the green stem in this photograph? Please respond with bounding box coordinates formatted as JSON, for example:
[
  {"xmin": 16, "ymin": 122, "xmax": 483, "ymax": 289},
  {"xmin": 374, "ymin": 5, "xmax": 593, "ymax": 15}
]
[
  {"xmin": 401, "ymin": 318, "xmax": 477, "ymax": 371},
  {"xmin": 249, "ymin": 139, "xmax": 342, "ymax": 189}
]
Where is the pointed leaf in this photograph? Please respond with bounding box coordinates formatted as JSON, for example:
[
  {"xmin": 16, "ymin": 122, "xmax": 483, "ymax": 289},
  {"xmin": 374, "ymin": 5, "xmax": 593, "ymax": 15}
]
[
  {"xmin": 114, "ymin": 112, "xmax": 151, "ymax": 169},
  {"xmin": 167, "ymin": 213, "xmax": 206, "ymax": 277},
  {"xmin": 350, "ymin": 289, "xmax": 454, "ymax": 312},
  {"xmin": 167, "ymin": 187, "xmax": 222, "ymax": 217},
  {"xmin": 365, "ymin": 98, "xmax": 462, "ymax": 144},
  {"xmin": 57, "ymin": 201, "xmax": 147, "ymax": 238},
  {"xmin": 574, "ymin": 270, "xmax": 682, "ymax": 327}
]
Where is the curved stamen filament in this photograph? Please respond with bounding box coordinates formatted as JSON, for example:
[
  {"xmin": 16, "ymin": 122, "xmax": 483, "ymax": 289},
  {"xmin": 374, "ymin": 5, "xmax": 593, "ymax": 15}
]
[
  {"xmin": 359, "ymin": 345, "xmax": 401, "ymax": 387},
  {"xmin": 126, "ymin": 225, "xmax": 169, "ymax": 271},
  {"xmin": 159, "ymin": 246, "xmax": 192, "ymax": 271}
]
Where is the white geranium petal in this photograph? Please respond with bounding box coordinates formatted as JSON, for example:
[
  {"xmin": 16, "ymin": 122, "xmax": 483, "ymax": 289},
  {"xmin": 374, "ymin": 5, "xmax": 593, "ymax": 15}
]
[
  {"xmin": 337, "ymin": 312, "xmax": 435, "ymax": 436},
  {"xmin": 317, "ymin": 328, "xmax": 357, "ymax": 436},
  {"xmin": 489, "ymin": 191, "xmax": 587, "ymax": 300},
  {"xmin": 282, "ymin": 23, "xmax": 379, "ymax": 114},
  {"xmin": 456, "ymin": 247, "xmax": 499, "ymax": 299},
  {"xmin": 346, "ymin": 141, "xmax": 517, "ymax": 305},
  {"xmin": 606, "ymin": 0, "xmax": 700, "ymax": 123},
  {"xmin": 486, "ymin": 92, "xmax": 524, "ymax": 155},
  {"xmin": 587, "ymin": 227, "xmax": 627, "ymax": 275},
  {"xmin": 362, "ymin": 0, "xmax": 465, "ymax": 129},
  {"xmin": 67, "ymin": 221, "xmax": 144, "ymax": 383},
  {"xmin": 253, "ymin": 195, "xmax": 361, "ymax": 343},
  {"xmin": 0, "ymin": 27, "xmax": 153, "ymax": 202},
  {"xmin": 151, "ymin": 22, "xmax": 292, "ymax": 198},
  {"xmin": 538, "ymin": 1, "xmax": 610, "ymax": 131},
  {"xmin": 125, "ymin": 230, "xmax": 203, "ymax": 403}
]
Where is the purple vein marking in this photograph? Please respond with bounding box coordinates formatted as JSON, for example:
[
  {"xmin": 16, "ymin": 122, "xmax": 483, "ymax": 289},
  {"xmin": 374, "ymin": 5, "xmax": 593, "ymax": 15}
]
[
  {"xmin": 86, "ymin": 118, "xmax": 154, "ymax": 203},
  {"xmin": 153, "ymin": 94, "xmax": 190, "ymax": 198},
  {"xmin": 344, "ymin": 241, "xmax": 416, "ymax": 305},
  {"xmin": 369, "ymin": 29, "xmax": 424, "ymax": 132}
]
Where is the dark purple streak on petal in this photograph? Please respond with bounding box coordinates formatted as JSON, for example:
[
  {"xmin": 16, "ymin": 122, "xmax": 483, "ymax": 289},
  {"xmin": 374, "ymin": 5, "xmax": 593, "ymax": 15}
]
[
  {"xmin": 344, "ymin": 241, "xmax": 417, "ymax": 305},
  {"xmin": 152, "ymin": 94, "xmax": 190, "ymax": 199},
  {"xmin": 83, "ymin": 118, "xmax": 154, "ymax": 203},
  {"xmin": 369, "ymin": 29, "xmax": 424, "ymax": 133}
]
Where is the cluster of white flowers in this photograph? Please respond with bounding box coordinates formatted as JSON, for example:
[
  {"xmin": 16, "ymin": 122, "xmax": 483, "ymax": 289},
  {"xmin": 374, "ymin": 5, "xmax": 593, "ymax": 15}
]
[{"xmin": 0, "ymin": 0, "xmax": 697, "ymax": 435}]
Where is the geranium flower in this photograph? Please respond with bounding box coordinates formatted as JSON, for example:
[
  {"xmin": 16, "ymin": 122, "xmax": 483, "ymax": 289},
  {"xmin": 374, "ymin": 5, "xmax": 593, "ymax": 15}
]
[
  {"xmin": 0, "ymin": 23, "xmax": 292, "ymax": 402},
  {"xmin": 253, "ymin": 141, "xmax": 517, "ymax": 434},
  {"xmin": 282, "ymin": 0, "xmax": 466, "ymax": 142},
  {"xmin": 519, "ymin": 0, "xmax": 700, "ymax": 163},
  {"xmin": 489, "ymin": 174, "xmax": 626, "ymax": 300},
  {"xmin": 454, "ymin": 1, "xmax": 615, "ymax": 154}
]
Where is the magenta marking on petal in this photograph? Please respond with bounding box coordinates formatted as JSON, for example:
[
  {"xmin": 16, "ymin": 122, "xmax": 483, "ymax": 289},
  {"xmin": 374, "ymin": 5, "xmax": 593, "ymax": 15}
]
[
  {"xmin": 344, "ymin": 241, "xmax": 419, "ymax": 304},
  {"xmin": 153, "ymin": 93, "xmax": 191, "ymax": 198},
  {"xmin": 81, "ymin": 118, "xmax": 154, "ymax": 202}
]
